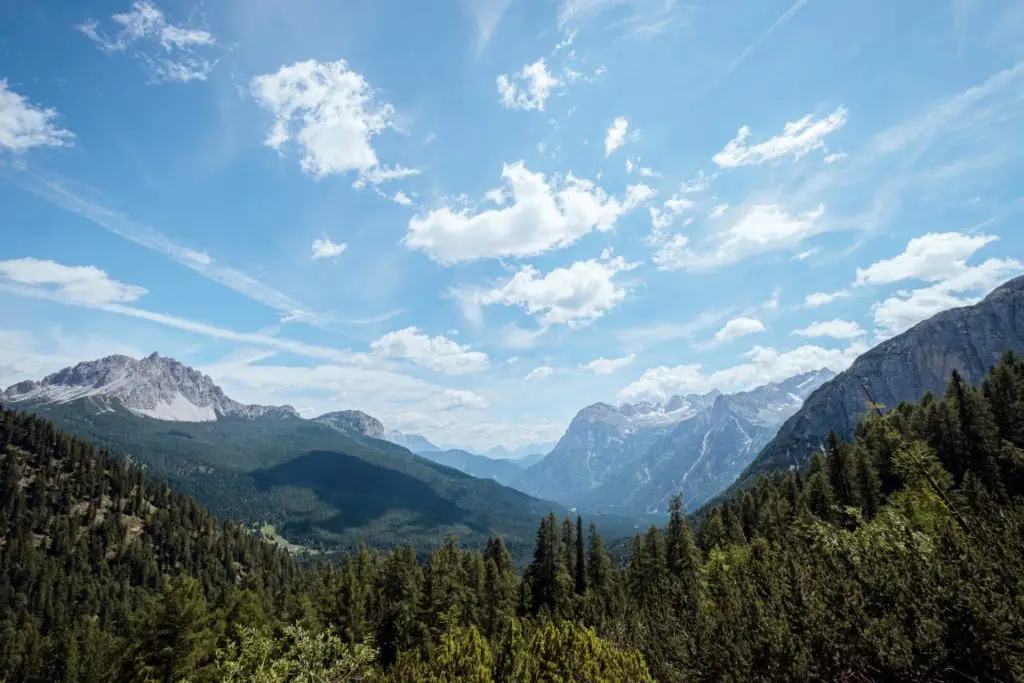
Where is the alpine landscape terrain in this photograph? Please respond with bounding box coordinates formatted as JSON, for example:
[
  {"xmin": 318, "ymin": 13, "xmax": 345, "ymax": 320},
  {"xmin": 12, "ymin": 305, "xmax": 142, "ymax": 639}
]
[{"xmin": 3, "ymin": 0, "xmax": 1024, "ymax": 680}]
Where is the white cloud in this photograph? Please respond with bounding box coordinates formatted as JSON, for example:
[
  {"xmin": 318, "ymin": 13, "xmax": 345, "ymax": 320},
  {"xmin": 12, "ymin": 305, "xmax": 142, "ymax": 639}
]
[
  {"xmin": 708, "ymin": 203, "xmax": 729, "ymax": 219},
  {"xmin": 525, "ymin": 365, "xmax": 554, "ymax": 381},
  {"xmin": 472, "ymin": 254, "xmax": 639, "ymax": 328},
  {"xmin": 392, "ymin": 191, "xmax": 413, "ymax": 206},
  {"xmin": 497, "ymin": 59, "xmax": 561, "ymax": 111},
  {"xmin": 311, "ymin": 237, "xmax": 347, "ymax": 260},
  {"xmin": 0, "ymin": 258, "xmax": 147, "ymax": 306},
  {"xmin": 713, "ymin": 107, "xmax": 848, "ymax": 168},
  {"xmin": 77, "ymin": 0, "xmax": 217, "ymax": 83},
  {"xmin": 680, "ymin": 170, "xmax": 713, "ymax": 194},
  {"xmin": 794, "ymin": 319, "xmax": 866, "ymax": 339},
  {"xmin": 0, "ymin": 81, "xmax": 75, "ymax": 152},
  {"xmin": 648, "ymin": 196, "xmax": 694, "ymax": 239},
  {"xmin": 619, "ymin": 342, "xmax": 868, "ymax": 403},
  {"xmin": 763, "ymin": 286, "xmax": 782, "ymax": 310},
  {"xmin": 353, "ymin": 165, "xmax": 420, "ymax": 189},
  {"xmin": 872, "ymin": 257, "xmax": 1023, "ymax": 337},
  {"xmin": 854, "ymin": 231, "xmax": 999, "ymax": 286},
  {"xmin": 581, "ymin": 353, "xmax": 636, "ymax": 374},
  {"xmin": 370, "ymin": 327, "xmax": 489, "ymax": 374},
  {"xmin": 654, "ymin": 203, "xmax": 825, "ymax": 271},
  {"xmin": 429, "ymin": 389, "xmax": 489, "ymax": 411},
  {"xmin": 824, "ymin": 151, "xmax": 847, "ymax": 164},
  {"xmin": 251, "ymin": 59, "xmax": 416, "ymax": 185},
  {"xmin": 793, "ymin": 248, "xmax": 819, "ymax": 261},
  {"xmin": 604, "ymin": 116, "xmax": 629, "ymax": 156},
  {"xmin": 623, "ymin": 183, "xmax": 657, "ymax": 210},
  {"xmin": 713, "ymin": 317, "xmax": 767, "ymax": 343},
  {"xmin": 405, "ymin": 161, "xmax": 641, "ymax": 263},
  {"xmin": 804, "ymin": 290, "xmax": 850, "ymax": 308}
]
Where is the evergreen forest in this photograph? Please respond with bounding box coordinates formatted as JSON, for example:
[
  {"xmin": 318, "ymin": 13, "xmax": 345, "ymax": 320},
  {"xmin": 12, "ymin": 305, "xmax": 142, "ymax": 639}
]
[{"xmin": 2, "ymin": 353, "xmax": 1024, "ymax": 681}]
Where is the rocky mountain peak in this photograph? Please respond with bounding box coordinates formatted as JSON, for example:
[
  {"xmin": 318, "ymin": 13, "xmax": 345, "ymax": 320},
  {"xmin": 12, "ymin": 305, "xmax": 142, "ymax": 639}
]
[
  {"xmin": 314, "ymin": 410, "xmax": 386, "ymax": 439},
  {"xmin": 1, "ymin": 354, "xmax": 297, "ymax": 422}
]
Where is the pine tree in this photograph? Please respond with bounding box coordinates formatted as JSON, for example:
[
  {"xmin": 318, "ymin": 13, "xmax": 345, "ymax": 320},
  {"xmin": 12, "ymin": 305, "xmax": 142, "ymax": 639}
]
[{"xmin": 574, "ymin": 516, "xmax": 586, "ymax": 596}]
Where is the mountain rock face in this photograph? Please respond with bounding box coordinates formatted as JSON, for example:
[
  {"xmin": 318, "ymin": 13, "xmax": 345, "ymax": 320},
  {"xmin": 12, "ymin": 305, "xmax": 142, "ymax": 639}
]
[
  {"xmin": 518, "ymin": 391, "xmax": 723, "ymax": 502},
  {"xmin": 588, "ymin": 369, "xmax": 836, "ymax": 513},
  {"xmin": 2, "ymin": 353, "xmax": 297, "ymax": 421},
  {"xmin": 416, "ymin": 449, "xmax": 526, "ymax": 488},
  {"xmin": 744, "ymin": 275, "xmax": 1024, "ymax": 483},
  {"xmin": 313, "ymin": 411, "xmax": 439, "ymax": 453},
  {"xmin": 314, "ymin": 410, "xmax": 387, "ymax": 439}
]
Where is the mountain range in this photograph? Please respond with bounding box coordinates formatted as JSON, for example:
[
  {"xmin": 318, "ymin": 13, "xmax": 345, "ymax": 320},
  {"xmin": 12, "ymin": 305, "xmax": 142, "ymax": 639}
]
[
  {"xmin": 516, "ymin": 369, "xmax": 836, "ymax": 512},
  {"xmin": 1, "ymin": 353, "xmax": 565, "ymax": 554},
  {"xmin": 5, "ymin": 275, "xmax": 1023, "ymax": 550},
  {"xmin": 741, "ymin": 273, "xmax": 1024, "ymax": 485}
]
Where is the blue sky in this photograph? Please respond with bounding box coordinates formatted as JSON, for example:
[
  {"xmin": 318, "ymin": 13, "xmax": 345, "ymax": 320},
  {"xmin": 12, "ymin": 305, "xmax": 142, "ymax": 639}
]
[{"xmin": 2, "ymin": 0, "xmax": 1023, "ymax": 451}]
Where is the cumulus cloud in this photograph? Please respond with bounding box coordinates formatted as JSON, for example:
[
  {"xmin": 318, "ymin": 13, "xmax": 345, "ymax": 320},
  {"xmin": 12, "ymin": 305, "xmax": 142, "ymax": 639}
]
[
  {"xmin": 854, "ymin": 232, "xmax": 999, "ymax": 286},
  {"xmin": 619, "ymin": 342, "xmax": 868, "ymax": 403},
  {"xmin": 497, "ymin": 59, "xmax": 561, "ymax": 111},
  {"xmin": 251, "ymin": 59, "xmax": 417, "ymax": 185},
  {"xmin": 708, "ymin": 204, "xmax": 729, "ymax": 219},
  {"xmin": 604, "ymin": 116, "xmax": 630, "ymax": 157},
  {"xmin": 311, "ymin": 237, "xmax": 347, "ymax": 260},
  {"xmin": 713, "ymin": 106, "xmax": 848, "ymax": 168},
  {"xmin": 77, "ymin": 0, "xmax": 217, "ymax": 83},
  {"xmin": 392, "ymin": 191, "xmax": 413, "ymax": 206},
  {"xmin": 713, "ymin": 317, "xmax": 767, "ymax": 343},
  {"xmin": 580, "ymin": 353, "xmax": 636, "ymax": 374},
  {"xmin": 370, "ymin": 327, "xmax": 489, "ymax": 374},
  {"xmin": 654, "ymin": 204, "xmax": 825, "ymax": 271},
  {"xmin": 794, "ymin": 319, "xmax": 866, "ymax": 339},
  {"xmin": 852, "ymin": 231, "xmax": 1022, "ymax": 336},
  {"xmin": 804, "ymin": 290, "xmax": 850, "ymax": 308},
  {"xmin": 871, "ymin": 257, "xmax": 1023, "ymax": 337},
  {"xmin": 525, "ymin": 365, "xmax": 554, "ymax": 381},
  {"xmin": 0, "ymin": 258, "xmax": 147, "ymax": 306},
  {"xmin": 468, "ymin": 253, "xmax": 639, "ymax": 328},
  {"xmin": 404, "ymin": 162, "xmax": 642, "ymax": 263},
  {"xmin": 0, "ymin": 81, "xmax": 75, "ymax": 152}
]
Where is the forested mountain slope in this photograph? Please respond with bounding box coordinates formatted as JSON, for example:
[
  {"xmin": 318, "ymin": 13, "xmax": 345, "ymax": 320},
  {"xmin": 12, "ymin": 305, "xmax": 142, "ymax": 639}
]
[
  {"xmin": 6, "ymin": 398, "xmax": 561, "ymax": 555},
  {"xmin": 743, "ymin": 274, "xmax": 1024, "ymax": 482}
]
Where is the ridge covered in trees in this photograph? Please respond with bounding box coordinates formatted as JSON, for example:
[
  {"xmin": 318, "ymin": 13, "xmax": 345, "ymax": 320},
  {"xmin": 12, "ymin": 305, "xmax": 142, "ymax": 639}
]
[{"xmin": 3, "ymin": 352, "xmax": 1024, "ymax": 681}]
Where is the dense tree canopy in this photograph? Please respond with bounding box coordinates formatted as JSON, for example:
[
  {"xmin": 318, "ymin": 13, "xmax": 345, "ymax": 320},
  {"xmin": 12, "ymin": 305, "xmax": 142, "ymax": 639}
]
[{"xmin": 3, "ymin": 351, "xmax": 1024, "ymax": 681}]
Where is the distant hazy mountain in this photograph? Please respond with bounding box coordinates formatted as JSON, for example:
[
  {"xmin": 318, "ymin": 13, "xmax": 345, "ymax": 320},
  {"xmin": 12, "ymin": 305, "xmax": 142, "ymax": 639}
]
[
  {"xmin": 743, "ymin": 274, "xmax": 1024, "ymax": 485},
  {"xmin": 517, "ymin": 370, "xmax": 836, "ymax": 512},
  {"xmin": 516, "ymin": 391, "xmax": 723, "ymax": 503},
  {"xmin": 485, "ymin": 442, "xmax": 556, "ymax": 460},
  {"xmin": 2, "ymin": 355, "xmax": 562, "ymax": 553},
  {"xmin": 586, "ymin": 369, "xmax": 836, "ymax": 513},
  {"xmin": 416, "ymin": 449, "xmax": 526, "ymax": 488}
]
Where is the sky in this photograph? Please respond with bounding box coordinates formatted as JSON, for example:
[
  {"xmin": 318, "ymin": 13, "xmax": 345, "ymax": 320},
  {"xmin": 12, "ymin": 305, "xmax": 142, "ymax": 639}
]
[{"xmin": 2, "ymin": 0, "xmax": 1023, "ymax": 452}]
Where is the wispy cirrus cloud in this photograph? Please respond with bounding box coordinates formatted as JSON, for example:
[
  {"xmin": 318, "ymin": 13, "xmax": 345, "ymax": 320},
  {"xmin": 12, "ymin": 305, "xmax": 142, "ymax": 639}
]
[
  {"xmin": 9, "ymin": 169, "xmax": 322, "ymax": 325},
  {"xmin": 77, "ymin": 0, "xmax": 219, "ymax": 83}
]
